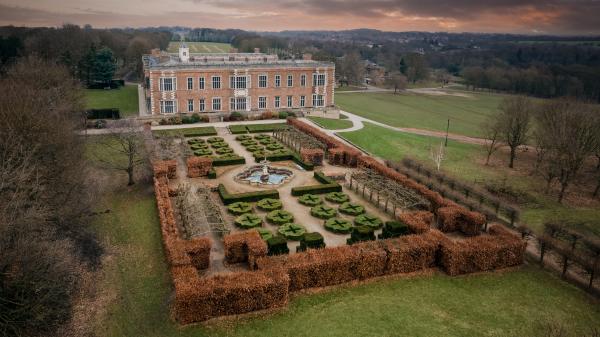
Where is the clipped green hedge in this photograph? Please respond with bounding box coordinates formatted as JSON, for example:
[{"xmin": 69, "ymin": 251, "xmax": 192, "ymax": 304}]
[
  {"xmin": 234, "ymin": 213, "xmax": 262, "ymax": 229},
  {"xmin": 155, "ymin": 126, "xmax": 217, "ymax": 138},
  {"xmin": 209, "ymin": 142, "xmax": 229, "ymax": 149},
  {"xmin": 259, "ymin": 138, "xmax": 276, "ymax": 145},
  {"xmin": 256, "ymin": 228, "xmax": 273, "ymax": 241},
  {"xmin": 240, "ymin": 139, "xmax": 258, "ymax": 146},
  {"xmin": 277, "ymin": 223, "xmax": 306, "ymax": 240},
  {"xmin": 257, "ymin": 198, "xmax": 283, "ymax": 211},
  {"xmin": 326, "ymin": 192, "xmax": 350, "ymax": 204},
  {"xmin": 187, "ymin": 138, "xmax": 206, "ymax": 145},
  {"xmin": 266, "ymin": 143, "xmax": 284, "ymax": 151},
  {"xmin": 266, "ymin": 210, "xmax": 294, "ymax": 225},
  {"xmin": 291, "ymin": 172, "xmax": 341, "ymax": 196},
  {"xmin": 297, "ymin": 232, "xmax": 326, "ymax": 252},
  {"xmin": 193, "ymin": 149, "xmax": 212, "ymax": 156},
  {"xmin": 298, "ymin": 193, "xmax": 322, "ymax": 206},
  {"xmin": 267, "ymin": 236, "xmax": 289, "ymax": 255},
  {"xmin": 235, "ymin": 134, "xmax": 252, "ymax": 141},
  {"xmin": 227, "ymin": 201, "xmax": 253, "ymax": 215},
  {"xmin": 354, "ymin": 214, "xmax": 383, "ymax": 229},
  {"xmin": 246, "ymin": 144, "xmax": 264, "ymax": 152},
  {"xmin": 218, "ymin": 184, "xmax": 279, "ymax": 205},
  {"xmin": 215, "ymin": 147, "xmax": 234, "ymax": 155},
  {"xmin": 378, "ymin": 221, "xmax": 409, "ymax": 239},
  {"xmin": 207, "ymin": 136, "xmax": 224, "ymax": 143},
  {"xmin": 347, "ymin": 225, "xmax": 376, "ymax": 245},
  {"xmin": 190, "ymin": 143, "xmax": 209, "ymax": 150},
  {"xmin": 246, "ymin": 123, "xmax": 288, "ymax": 133},
  {"xmin": 212, "ymin": 156, "xmax": 245, "ymax": 167},
  {"xmin": 229, "ymin": 125, "xmax": 248, "ymax": 134},
  {"xmin": 338, "ymin": 202, "xmax": 365, "ymax": 216},
  {"xmin": 253, "ymin": 151, "xmax": 314, "ymax": 171},
  {"xmin": 324, "ymin": 218, "xmax": 353, "ymax": 234},
  {"xmin": 310, "ymin": 205, "xmax": 337, "ymax": 219},
  {"xmin": 207, "ymin": 168, "xmax": 217, "ymax": 179}
]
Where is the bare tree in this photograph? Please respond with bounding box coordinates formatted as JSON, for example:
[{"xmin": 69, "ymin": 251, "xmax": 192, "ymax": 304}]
[
  {"xmin": 94, "ymin": 120, "xmax": 147, "ymax": 185},
  {"xmin": 429, "ymin": 141, "xmax": 445, "ymax": 171},
  {"xmin": 497, "ymin": 96, "xmax": 533, "ymax": 168},
  {"xmin": 481, "ymin": 120, "xmax": 502, "ymax": 165},
  {"xmin": 384, "ymin": 71, "xmax": 408, "ymax": 94},
  {"xmin": 435, "ymin": 70, "xmax": 451, "ymax": 87}
]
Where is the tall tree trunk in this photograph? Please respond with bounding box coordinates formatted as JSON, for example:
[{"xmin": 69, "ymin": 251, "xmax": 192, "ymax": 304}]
[
  {"xmin": 127, "ymin": 167, "xmax": 135, "ymax": 186},
  {"xmin": 593, "ymin": 179, "xmax": 600, "ymax": 197},
  {"xmin": 509, "ymin": 146, "xmax": 516, "ymax": 168},
  {"xmin": 558, "ymin": 181, "xmax": 568, "ymax": 203}
]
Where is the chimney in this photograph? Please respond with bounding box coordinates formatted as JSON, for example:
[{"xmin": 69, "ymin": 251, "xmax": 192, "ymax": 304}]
[
  {"xmin": 254, "ymin": 48, "xmax": 260, "ymax": 54},
  {"xmin": 302, "ymin": 53, "xmax": 312, "ymax": 61}
]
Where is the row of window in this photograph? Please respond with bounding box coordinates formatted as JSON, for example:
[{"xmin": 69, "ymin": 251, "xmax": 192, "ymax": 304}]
[
  {"xmin": 160, "ymin": 94, "xmax": 326, "ymax": 113},
  {"xmin": 159, "ymin": 73, "xmax": 328, "ymax": 91}
]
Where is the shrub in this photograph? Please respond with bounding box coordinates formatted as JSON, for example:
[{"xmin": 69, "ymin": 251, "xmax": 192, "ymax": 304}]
[
  {"xmin": 266, "ymin": 143, "xmax": 284, "ymax": 151},
  {"xmin": 297, "ymin": 232, "xmax": 326, "ymax": 252},
  {"xmin": 218, "ymin": 184, "xmax": 279, "ymax": 204},
  {"xmin": 241, "ymin": 139, "xmax": 258, "ymax": 146},
  {"xmin": 187, "ymin": 138, "xmax": 205, "ymax": 144},
  {"xmin": 230, "ymin": 124, "xmax": 249, "ymax": 134},
  {"xmin": 298, "ymin": 193, "xmax": 322, "ymax": 206},
  {"xmin": 207, "ymin": 168, "xmax": 217, "ymax": 179},
  {"xmin": 256, "ymin": 228, "xmax": 273, "ymax": 241},
  {"xmin": 291, "ymin": 172, "xmax": 341, "ymax": 196},
  {"xmin": 354, "ymin": 214, "xmax": 383, "ymax": 229},
  {"xmin": 378, "ymin": 221, "xmax": 409, "ymax": 239},
  {"xmin": 257, "ymin": 198, "xmax": 283, "ymax": 211},
  {"xmin": 347, "ymin": 225, "xmax": 376, "ymax": 245},
  {"xmin": 191, "ymin": 113, "xmax": 201, "ymax": 123},
  {"xmin": 278, "ymin": 111, "xmax": 288, "ymax": 119},
  {"xmin": 324, "ymin": 218, "xmax": 353, "ymax": 234},
  {"xmin": 193, "ymin": 148, "xmax": 213, "ymax": 156},
  {"xmin": 380, "ymin": 231, "xmax": 441, "ymax": 274},
  {"xmin": 207, "ymin": 136, "xmax": 224, "ymax": 143},
  {"xmin": 266, "ymin": 210, "xmax": 294, "ymax": 225},
  {"xmin": 338, "ymin": 202, "xmax": 365, "ymax": 216},
  {"xmin": 246, "ymin": 123, "xmax": 288, "ymax": 133},
  {"xmin": 310, "ymin": 205, "xmax": 337, "ymax": 219},
  {"xmin": 227, "ymin": 201, "xmax": 253, "ymax": 215},
  {"xmin": 236, "ymin": 134, "xmax": 252, "ymax": 141},
  {"xmin": 212, "ymin": 156, "xmax": 246, "ymax": 167},
  {"xmin": 398, "ymin": 211, "xmax": 433, "ymax": 234},
  {"xmin": 246, "ymin": 144, "xmax": 265, "ymax": 152},
  {"xmin": 437, "ymin": 206, "xmax": 485, "ymax": 236},
  {"xmin": 267, "ymin": 236, "xmax": 289, "ymax": 255},
  {"xmin": 234, "ymin": 214, "xmax": 263, "ymax": 229},
  {"xmin": 182, "ymin": 116, "xmax": 193, "ymax": 124},
  {"xmin": 278, "ymin": 223, "xmax": 307, "ymax": 240},
  {"xmin": 209, "ymin": 141, "xmax": 229, "ymax": 149},
  {"xmin": 325, "ymin": 191, "xmax": 349, "ymax": 203},
  {"xmin": 190, "ymin": 143, "xmax": 209, "ymax": 150},
  {"xmin": 259, "ymin": 138, "xmax": 276, "ymax": 145}
]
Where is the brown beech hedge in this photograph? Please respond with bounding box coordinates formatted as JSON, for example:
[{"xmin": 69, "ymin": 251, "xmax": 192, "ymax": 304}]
[
  {"xmin": 439, "ymin": 224, "xmax": 526, "ymax": 276},
  {"xmin": 437, "ymin": 206, "xmax": 486, "ymax": 236},
  {"xmin": 223, "ymin": 230, "xmax": 268, "ymax": 269},
  {"xmin": 398, "ymin": 211, "xmax": 434, "ymax": 234}
]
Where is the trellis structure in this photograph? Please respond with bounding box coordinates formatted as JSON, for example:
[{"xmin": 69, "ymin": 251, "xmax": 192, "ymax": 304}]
[
  {"xmin": 348, "ymin": 168, "xmax": 430, "ymax": 217},
  {"xmin": 175, "ymin": 184, "xmax": 229, "ymax": 238},
  {"xmin": 273, "ymin": 127, "xmax": 327, "ymax": 154}
]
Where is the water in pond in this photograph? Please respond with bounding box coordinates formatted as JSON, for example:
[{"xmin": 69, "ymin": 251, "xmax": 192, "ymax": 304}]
[{"xmin": 242, "ymin": 170, "xmax": 289, "ymax": 185}]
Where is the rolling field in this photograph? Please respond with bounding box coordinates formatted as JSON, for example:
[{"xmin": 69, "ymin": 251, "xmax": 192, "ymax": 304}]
[
  {"xmin": 335, "ymin": 91, "xmax": 504, "ymax": 138},
  {"xmin": 340, "ymin": 123, "xmax": 600, "ymax": 235},
  {"xmin": 85, "ymin": 84, "xmax": 139, "ymax": 117},
  {"xmin": 167, "ymin": 41, "xmax": 233, "ymax": 53}
]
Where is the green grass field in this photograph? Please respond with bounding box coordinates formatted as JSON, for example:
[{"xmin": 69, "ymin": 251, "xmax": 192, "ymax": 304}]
[
  {"xmin": 335, "ymin": 91, "xmax": 504, "ymax": 138},
  {"xmin": 85, "ymin": 85, "xmax": 139, "ymax": 118},
  {"xmin": 92, "ymin": 180, "xmax": 600, "ymax": 337},
  {"xmin": 308, "ymin": 116, "xmax": 354, "ymax": 130},
  {"xmin": 167, "ymin": 41, "xmax": 233, "ymax": 53},
  {"xmin": 340, "ymin": 123, "xmax": 600, "ymax": 235}
]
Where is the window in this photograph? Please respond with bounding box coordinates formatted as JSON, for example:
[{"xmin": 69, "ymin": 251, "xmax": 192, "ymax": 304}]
[
  {"xmin": 159, "ymin": 77, "xmax": 175, "ymax": 91},
  {"xmin": 275, "ymin": 75, "xmax": 281, "ymax": 87},
  {"xmin": 312, "ymin": 94, "xmax": 324, "ymax": 107},
  {"xmin": 313, "ymin": 73, "xmax": 326, "ymax": 86},
  {"xmin": 212, "ymin": 76, "xmax": 221, "ymax": 89},
  {"xmin": 212, "ymin": 98, "xmax": 221, "ymax": 111},
  {"xmin": 258, "ymin": 96, "xmax": 267, "ymax": 109},
  {"xmin": 300, "ymin": 74, "xmax": 307, "ymax": 86},
  {"xmin": 300, "ymin": 95, "xmax": 306, "ymax": 107},
  {"xmin": 259, "ymin": 75, "xmax": 267, "ymax": 88},
  {"xmin": 187, "ymin": 99, "xmax": 194, "ymax": 112},
  {"xmin": 287, "ymin": 95, "xmax": 293, "ymax": 108},
  {"xmin": 230, "ymin": 75, "xmax": 248, "ymax": 89},
  {"xmin": 160, "ymin": 100, "xmax": 175, "ymax": 113},
  {"xmin": 199, "ymin": 99, "xmax": 205, "ymax": 112},
  {"xmin": 274, "ymin": 96, "xmax": 280, "ymax": 108},
  {"xmin": 287, "ymin": 75, "xmax": 293, "ymax": 87},
  {"xmin": 187, "ymin": 77, "xmax": 193, "ymax": 90},
  {"xmin": 230, "ymin": 97, "xmax": 247, "ymax": 110},
  {"xmin": 199, "ymin": 77, "xmax": 205, "ymax": 89}
]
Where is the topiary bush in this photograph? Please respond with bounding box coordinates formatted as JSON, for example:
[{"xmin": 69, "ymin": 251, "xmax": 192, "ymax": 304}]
[
  {"xmin": 259, "ymin": 138, "xmax": 276, "ymax": 145},
  {"xmin": 253, "ymin": 134, "xmax": 270, "ymax": 140},
  {"xmin": 324, "ymin": 218, "xmax": 353, "ymax": 234},
  {"xmin": 310, "ymin": 205, "xmax": 337, "ymax": 219},
  {"xmin": 277, "ymin": 223, "xmax": 306, "ymax": 240},
  {"xmin": 354, "ymin": 214, "xmax": 383, "ymax": 229},
  {"xmin": 210, "ymin": 142, "xmax": 229, "ymax": 149},
  {"xmin": 241, "ymin": 139, "xmax": 258, "ymax": 147},
  {"xmin": 266, "ymin": 210, "xmax": 294, "ymax": 225},
  {"xmin": 255, "ymin": 228, "xmax": 273, "ymax": 241},
  {"xmin": 227, "ymin": 201, "xmax": 253, "ymax": 215},
  {"xmin": 325, "ymin": 191, "xmax": 349, "ymax": 203},
  {"xmin": 378, "ymin": 221, "xmax": 410, "ymax": 239},
  {"xmin": 257, "ymin": 198, "xmax": 283, "ymax": 211},
  {"xmin": 338, "ymin": 202, "xmax": 365, "ymax": 216},
  {"xmin": 207, "ymin": 136, "xmax": 224, "ymax": 143},
  {"xmin": 234, "ymin": 213, "xmax": 262, "ymax": 229},
  {"xmin": 194, "ymin": 149, "xmax": 213, "ymax": 156},
  {"xmin": 270, "ymin": 149, "xmax": 288, "ymax": 155},
  {"xmin": 215, "ymin": 147, "xmax": 234, "ymax": 155},
  {"xmin": 267, "ymin": 236, "xmax": 289, "ymax": 255},
  {"xmin": 190, "ymin": 144, "xmax": 210, "ymax": 151},
  {"xmin": 266, "ymin": 143, "xmax": 284, "ymax": 151},
  {"xmin": 246, "ymin": 144, "xmax": 265, "ymax": 152},
  {"xmin": 297, "ymin": 232, "xmax": 326, "ymax": 252},
  {"xmin": 298, "ymin": 194, "xmax": 322, "ymax": 206},
  {"xmin": 347, "ymin": 225, "xmax": 376, "ymax": 245},
  {"xmin": 236, "ymin": 135, "xmax": 252, "ymax": 141},
  {"xmin": 187, "ymin": 138, "xmax": 205, "ymax": 145}
]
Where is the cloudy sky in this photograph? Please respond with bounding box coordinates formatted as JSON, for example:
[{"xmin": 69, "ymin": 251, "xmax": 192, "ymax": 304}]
[{"xmin": 0, "ymin": 0, "xmax": 599, "ymax": 34}]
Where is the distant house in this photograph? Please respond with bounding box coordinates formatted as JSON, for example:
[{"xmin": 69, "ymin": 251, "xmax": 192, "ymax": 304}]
[{"xmin": 142, "ymin": 44, "xmax": 335, "ymax": 115}]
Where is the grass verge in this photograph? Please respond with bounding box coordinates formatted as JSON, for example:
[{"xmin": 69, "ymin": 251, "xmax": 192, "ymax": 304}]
[
  {"xmin": 85, "ymin": 84, "xmax": 139, "ymax": 118},
  {"xmin": 308, "ymin": 117, "xmax": 354, "ymax": 130}
]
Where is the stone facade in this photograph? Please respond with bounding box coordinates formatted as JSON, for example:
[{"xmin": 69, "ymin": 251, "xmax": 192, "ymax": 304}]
[{"xmin": 143, "ymin": 46, "xmax": 335, "ymax": 116}]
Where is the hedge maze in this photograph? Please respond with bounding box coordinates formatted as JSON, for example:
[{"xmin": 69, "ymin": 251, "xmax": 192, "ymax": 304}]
[{"xmin": 151, "ymin": 118, "xmax": 527, "ymax": 324}]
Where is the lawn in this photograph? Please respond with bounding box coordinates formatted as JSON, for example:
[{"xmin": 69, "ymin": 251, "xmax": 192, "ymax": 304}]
[
  {"xmin": 85, "ymin": 84, "xmax": 139, "ymax": 118},
  {"xmin": 308, "ymin": 116, "xmax": 354, "ymax": 130},
  {"xmin": 335, "ymin": 91, "xmax": 504, "ymax": 138},
  {"xmin": 340, "ymin": 123, "xmax": 600, "ymax": 235},
  {"xmin": 335, "ymin": 85, "xmax": 367, "ymax": 92},
  {"xmin": 167, "ymin": 41, "xmax": 232, "ymax": 53},
  {"xmin": 90, "ymin": 143, "xmax": 600, "ymax": 337}
]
